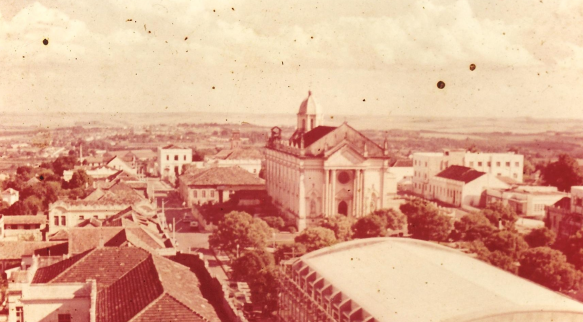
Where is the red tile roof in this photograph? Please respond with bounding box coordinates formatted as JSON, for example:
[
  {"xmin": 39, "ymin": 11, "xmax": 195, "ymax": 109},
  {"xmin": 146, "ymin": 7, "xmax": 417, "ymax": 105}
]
[
  {"xmin": 213, "ymin": 148, "xmax": 264, "ymax": 160},
  {"xmin": 436, "ymin": 165, "xmax": 486, "ymax": 183},
  {"xmin": 0, "ymin": 241, "xmax": 65, "ymax": 260},
  {"xmin": 32, "ymin": 250, "xmax": 92, "ymax": 284},
  {"xmin": 48, "ymin": 229, "xmax": 70, "ymax": 241},
  {"xmin": 391, "ymin": 159, "xmax": 413, "ymax": 167},
  {"xmin": 180, "ymin": 166, "xmax": 265, "ymax": 187},
  {"xmin": 131, "ymin": 294, "xmax": 206, "ymax": 322},
  {"xmin": 1, "ymin": 215, "xmax": 46, "ymax": 225}
]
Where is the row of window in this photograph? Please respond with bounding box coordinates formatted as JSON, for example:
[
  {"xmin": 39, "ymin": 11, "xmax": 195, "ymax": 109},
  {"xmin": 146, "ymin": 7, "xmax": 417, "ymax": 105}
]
[
  {"xmin": 192, "ymin": 189, "xmax": 216, "ymax": 198},
  {"xmin": 4, "ymin": 224, "xmax": 40, "ymax": 230},
  {"xmin": 53, "ymin": 216, "xmax": 67, "ymax": 226},
  {"xmin": 469, "ymin": 161, "xmax": 520, "ymax": 168},
  {"xmin": 166, "ymin": 154, "xmax": 188, "ymax": 161}
]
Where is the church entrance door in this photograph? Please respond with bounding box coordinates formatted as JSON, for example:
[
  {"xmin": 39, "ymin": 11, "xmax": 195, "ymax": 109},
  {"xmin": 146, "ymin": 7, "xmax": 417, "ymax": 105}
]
[{"xmin": 338, "ymin": 201, "xmax": 348, "ymax": 216}]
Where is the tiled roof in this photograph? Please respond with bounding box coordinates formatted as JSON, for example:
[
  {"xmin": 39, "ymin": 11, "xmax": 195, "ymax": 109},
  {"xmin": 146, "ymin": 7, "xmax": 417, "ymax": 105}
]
[
  {"xmin": 162, "ymin": 144, "xmax": 186, "ymax": 149},
  {"xmin": 2, "ymin": 188, "xmax": 18, "ymax": 195},
  {"xmin": 77, "ymin": 217, "xmax": 103, "ymax": 228},
  {"xmin": 96, "ymin": 255, "xmax": 164, "ymax": 322},
  {"xmin": 212, "ymin": 148, "xmax": 264, "ymax": 160},
  {"xmin": 33, "ymin": 242, "xmax": 69, "ymax": 256},
  {"xmin": 61, "ymin": 182, "xmax": 146, "ymax": 206},
  {"xmin": 32, "ymin": 247, "xmax": 219, "ymax": 322},
  {"xmin": 32, "ymin": 250, "xmax": 92, "ymax": 284},
  {"xmin": 180, "ymin": 166, "xmax": 265, "ymax": 187},
  {"xmin": 1, "ymin": 215, "xmax": 46, "ymax": 225},
  {"xmin": 68, "ymin": 227, "xmax": 125, "ymax": 254},
  {"xmin": 391, "ymin": 159, "xmax": 413, "ymax": 167},
  {"xmin": 131, "ymin": 294, "xmax": 206, "ymax": 322},
  {"xmin": 436, "ymin": 165, "xmax": 485, "ymax": 183},
  {"xmin": 0, "ymin": 241, "xmax": 65, "ymax": 260},
  {"xmin": 48, "ymin": 229, "xmax": 70, "ymax": 241},
  {"xmin": 301, "ymin": 126, "xmax": 336, "ymax": 147},
  {"xmin": 497, "ymin": 176, "xmax": 519, "ymax": 185}
]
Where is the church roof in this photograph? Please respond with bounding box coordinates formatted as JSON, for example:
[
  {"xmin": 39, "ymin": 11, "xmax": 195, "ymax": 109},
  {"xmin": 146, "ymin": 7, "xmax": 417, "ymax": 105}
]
[
  {"xmin": 302, "ymin": 126, "xmax": 336, "ymax": 147},
  {"xmin": 298, "ymin": 91, "xmax": 322, "ymax": 115}
]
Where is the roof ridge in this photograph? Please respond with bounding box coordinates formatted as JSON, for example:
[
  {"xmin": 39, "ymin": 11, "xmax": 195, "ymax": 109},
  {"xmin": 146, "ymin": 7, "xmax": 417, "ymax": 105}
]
[{"xmin": 126, "ymin": 292, "xmax": 167, "ymax": 322}]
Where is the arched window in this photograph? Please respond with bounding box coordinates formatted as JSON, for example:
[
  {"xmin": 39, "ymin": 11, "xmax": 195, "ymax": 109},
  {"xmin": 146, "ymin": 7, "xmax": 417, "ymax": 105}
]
[
  {"xmin": 310, "ymin": 200, "xmax": 317, "ymax": 215},
  {"xmin": 338, "ymin": 201, "xmax": 348, "ymax": 216}
]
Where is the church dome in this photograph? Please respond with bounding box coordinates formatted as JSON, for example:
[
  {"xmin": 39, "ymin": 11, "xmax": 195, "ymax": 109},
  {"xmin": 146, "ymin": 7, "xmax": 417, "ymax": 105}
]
[{"xmin": 298, "ymin": 91, "xmax": 322, "ymax": 115}]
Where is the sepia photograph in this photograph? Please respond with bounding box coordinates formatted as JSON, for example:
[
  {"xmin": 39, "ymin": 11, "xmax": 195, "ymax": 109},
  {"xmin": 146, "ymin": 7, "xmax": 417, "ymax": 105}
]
[{"xmin": 1, "ymin": 0, "xmax": 583, "ymax": 321}]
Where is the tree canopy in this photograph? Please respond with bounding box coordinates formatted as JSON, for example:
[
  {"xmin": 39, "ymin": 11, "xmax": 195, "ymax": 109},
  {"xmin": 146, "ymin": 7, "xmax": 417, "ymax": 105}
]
[
  {"xmin": 483, "ymin": 230, "xmax": 528, "ymax": 260},
  {"xmin": 352, "ymin": 214, "xmax": 388, "ymax": 239},
  {"xmin": 320, "ymin": 215, "xmax": 354, "ymax": 241},
  {"xmin": 294, "ymin": 227, "xmax": 337, "ymax": 252},
  {"xmin": 370, "ymin": 209, "xmax": 406, "ymax": 231},
  {"xmin": 453, "ymin": 213, "xmax": 495, "ymax": 242},
  {"xmin": 400, "ymin": 199, "xmax": 452, "ymax": 242},
  {"xmin": 519, "ymin": 247, "xmax": 582, "ymax": 292},
  {"xmin": 541, "ymin": 154, "xmax": 583, "ymax": 192},
  {"xmin": 524, "ymin": 227, "xmax": 556, "ymax": 248},
  {"xmin": 208, "ymin": 211, "xmax": 272, "ymax": 256},
  {"xmin": 479, "ymin": 202, "xmax": 518, "ymax": 230}
]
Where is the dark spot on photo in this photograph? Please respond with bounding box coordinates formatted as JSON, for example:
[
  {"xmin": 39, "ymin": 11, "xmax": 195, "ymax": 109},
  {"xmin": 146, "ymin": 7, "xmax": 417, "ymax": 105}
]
[
  {"xmin": 470, "ymin": 63, "xmax": 476, "ymax": 71},
  {"xmin": 43, "ymin": 39, "xmax": 49, "ymax": 45},
  {"xmin": 437, "ymin": 81, "xmax": 445, "ymax": 89}
]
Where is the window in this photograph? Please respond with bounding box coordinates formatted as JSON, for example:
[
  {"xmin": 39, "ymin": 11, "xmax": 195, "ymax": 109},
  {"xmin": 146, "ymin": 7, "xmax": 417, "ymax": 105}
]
[
  {"xmin": 166, "ymin": 155, "xmax": 169, "ymax": 161},
  {"xmin": 496, "ymin": 162, "xmax": 501, "ymax": 167},
  {"xmin": 478, "ymin": 162, "xmax": 482, "ymax": 166},
  {"xmin": 469, "ymin": 161, "xmax": 474, "ymax": 167},
  {"xmin": 425, "ymin": 162, "xmax": 428, "ymax": 167},
  {"xmin": 58, "ymin": 314, "xmax": 72, "ymax": 322},
  {"xmin": 310, "ymin": 119, "xmax": 314, "ymax": 130},
  {"xmin": 174, "ymin": 155, "xmax": 179, "ymax": 161},
  {"xmin": 497, "ymin": 173, "xmax": 502, "ymax": 176},
  {"xmin": 202, "ymin": 190, "xmax": 206, "ymax": 198},
  {"xmin": 16, "ymin": 307, "xmax": 23, "ymax": 322},
  {"xmin": 506, "ymin": 162, "xmax": 510, "ymax": 167},
  {"xmin": 253, "ymin": 169, "xmax": 257, "ymax": 174},
  {"xmin": 210, "ymin": 190, "xmax": 215, "ymax": 198},
  {"xmin": 193, "ymin": 190, "xmax": 197, "ymax": 198},
  {"xmin": 23, "ymin": 225, "xmax": 30, "ymax": 230},
  {"xmin": 79, "ymin": 215, "xmax": 84, "ymax": 221},
  {"xmin": 54, "ymin": 216, "xmax": 59, "ymax": 226},
  {"xmin": 487, "ymin": 162, "xmax": 491, "ymax": 167},
  {"xmin": 337, "ymin": 171, "xmax": 350, "ymax": 184},
  {"xmin": 513, "ymin": 173, "xmax": 518, "ymax": 179},
  {"xmin": 515, "ymin": 162, "xmax": 520, "ymax": 167},
  {"xmin": 61, "ymin": 216, "xmax": 66, "ymax": 226},
  {"xmin": 184, "ymin": 155, "xmax": 187, "ymax": 161}
]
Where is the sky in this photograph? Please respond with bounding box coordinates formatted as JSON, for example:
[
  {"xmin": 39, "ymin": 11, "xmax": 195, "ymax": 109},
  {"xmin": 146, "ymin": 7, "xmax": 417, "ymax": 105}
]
[{"xmin": 1, "ymin": 0, "xmax": 583, "ymax": 119}]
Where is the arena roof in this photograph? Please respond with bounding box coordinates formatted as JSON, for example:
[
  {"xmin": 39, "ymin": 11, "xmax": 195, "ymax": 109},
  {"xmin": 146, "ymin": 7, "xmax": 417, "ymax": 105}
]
[{"xmin": 295, "ymin": 238, "xmax": 583, "ymax": 322}]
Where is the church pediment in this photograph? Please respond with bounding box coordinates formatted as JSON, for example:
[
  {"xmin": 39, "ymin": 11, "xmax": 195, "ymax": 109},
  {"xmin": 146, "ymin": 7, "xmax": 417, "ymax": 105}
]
[
  {"xmin": 324, "ymin": 144, "xmax": 366, "ymax": 167},
  {"xmin": 336, "ymin": 188, "xmax": 353, "ymax": 199}
]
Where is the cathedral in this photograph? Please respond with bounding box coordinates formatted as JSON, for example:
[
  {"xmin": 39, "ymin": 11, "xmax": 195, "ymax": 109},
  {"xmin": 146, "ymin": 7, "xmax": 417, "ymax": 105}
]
[{"xmin": 265, "ymin": 91, "xmax": 397, "ymax": 231}]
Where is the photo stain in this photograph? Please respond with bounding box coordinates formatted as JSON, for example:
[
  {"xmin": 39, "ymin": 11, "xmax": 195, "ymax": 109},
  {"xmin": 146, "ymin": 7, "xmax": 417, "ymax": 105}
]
[
  {"xmin": 437, "ymin": 81, "xmax": 445, "ymax": 89},
  {"xmin": 126, "ymin": 19, "xmax": 133, "ymax": 22},
  {"xmin": 470, "ymin": 63, "xmax": 476, "ymax": 71},
  {"xmin": 184, "ymin": 37, "xmax": 188, "ymax": 41},
  {"xmin": 43, "ymin": 39, "xmax": 49, "ymax": 46},
  {"xmin": 39, "ymin": 175, "xmax": 44, "ymax": 181}
]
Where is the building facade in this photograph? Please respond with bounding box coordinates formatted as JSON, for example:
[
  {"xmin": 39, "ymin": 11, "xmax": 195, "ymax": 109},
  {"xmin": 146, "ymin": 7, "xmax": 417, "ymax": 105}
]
[
  {"xmin": 486, "ymin": 186, "xmax": 567, "ymax": 219},
  {"xmin": 265, "ymin": 92, "xmax": 396, "ymax": 231},
  {"xmin": 2, "ymin": 188, "xmax": 19, "ymax": 206},
  {"xmin": 413, "ymin": 149, "xmax": 524, "ymax": 199},
  {"xmin": 158, "ymin": 144, "xmax": 193, "ymax": 181},
  {"xmin": 546, "ymin": 186, "xmax": 583, "ymax": 240}
]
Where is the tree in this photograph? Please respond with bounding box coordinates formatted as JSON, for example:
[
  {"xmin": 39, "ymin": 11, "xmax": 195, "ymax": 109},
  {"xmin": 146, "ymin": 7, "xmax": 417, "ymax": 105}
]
[
  {"xmin": 69, "ymin": 169, "xmax": 93, "ymax": 190},
  {"xmin": 519, "ymin": 247, "xmax": 582, "ymax": 292},
  {"xmin": 524, "ymin": 227, "xmax": 556, "ymax": 248},
  {"xmin": 483, "ymin": 230, "xmax": 528, "ymax": 260},
  {"xmin": 352, "ymin": 214, "xmax": 387, "ymax": 239},
  {"xmin": 52, "ymin": 155, "xmax": 77, "ymax": 176},
  {"xmin": 453, "ymin": 213, "xmax": 495, "ymax": 242},
  {"xmin": 479, "ymin": 202, "xmax": 518, "ymax": 230},
  {"xmin": 274, "ymin": 243, "xmax": 307, "ymax": 264},
  {"xmin": 209, "ymin": 211, "xmax": 272, "ymax": 256},
  {"xmin": 541, "ymin": 154, "xmax": 583, "ymax": 192},
  {"xmin": 16, "ymin": 166, "xmax": 34, "ymax": 180},
  {"xmin": 320, "ymin": 215, "xmax": 354, "ymax": 241},
  {"xmin": 231, "ymin": 249, "xmax": 275, "ymax": 282},
  {"xmin": 561, "ymin": 229, "xmax": 583, "ymax": 270},
  {"xmin": 464, "ymin": 241, "xmax": 517, "ymax": 273},
  {"xmin": 370, "ymin": 209, "xmax": 406, "ymax": 231},
  {"xmin": 261, "ymin": 216, "xmax": 285, "ymax": 231},
  {"xmin": 400, "ymin": 199, "xmax": 452, "ymax": 242},
  {"xmin": 294, "ymin": 227, "xmax": 337, "ymax": 252}
]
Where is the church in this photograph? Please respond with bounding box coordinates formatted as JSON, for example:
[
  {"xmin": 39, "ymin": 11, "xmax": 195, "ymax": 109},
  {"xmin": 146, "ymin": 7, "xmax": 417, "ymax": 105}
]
[{"xmin": 265, "ymin": 91, "xmax": 397, "ymax": 231}]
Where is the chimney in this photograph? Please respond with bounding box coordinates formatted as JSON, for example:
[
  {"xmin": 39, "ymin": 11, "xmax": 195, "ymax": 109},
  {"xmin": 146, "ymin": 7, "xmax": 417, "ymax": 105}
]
[{"xmin": 88, "ymin": 279, "xmax": 97, "ymax": 322}]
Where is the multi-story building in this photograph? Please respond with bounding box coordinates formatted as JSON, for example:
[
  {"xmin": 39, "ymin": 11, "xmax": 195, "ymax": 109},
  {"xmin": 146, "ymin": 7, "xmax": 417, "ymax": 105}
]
[
  {"xmin": 158, "ymin": 144, "xmax": 192, "ymax": 181},
  {"xmin": 413, "ymin": 149, "xmax": 524, "ymax": 198},
  {"xmin": 279, "ymin": 238, "xmax": 583, "ymax": 322},
  {"xmin": 0, "ymin": 215, "xmax": 46, "ymax": 241},
  {"xmin": 486, "ymin": 186, "xmax": 567, "ymax": 219},
  {"xmin": 546, "ymin": 186, "xmax": 583, "ymax": 240},
  {"xmin": 265, "ymin": 92, "xmax": 396, "ymax": 231}
]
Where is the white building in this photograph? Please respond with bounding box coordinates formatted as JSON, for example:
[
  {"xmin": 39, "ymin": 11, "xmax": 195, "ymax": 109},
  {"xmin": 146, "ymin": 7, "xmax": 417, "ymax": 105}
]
[
  {"xmin": 265, "ymin": 92, "xmax": 396, "ymax": 231},
  {"xmin": 2, "ymin": 188, "xmax": 19, "ymax": 206},
  {"xmin": 158, "ymin": 144, "xmax": 192, "ymax": 181},
  {"xmin": 486, "ymin": 186, "xmax": 567, "ymax": 218},
  {"xmin": 206, "ymin": 131, "xmax": 264, "ymax": 175},
  {"xmin": 428, "ymin": 165, "xmax": 509, "ymax": 207},
  {"xmin": 413, "ymin": 149, "xmax": 524, "ymax": 198}
]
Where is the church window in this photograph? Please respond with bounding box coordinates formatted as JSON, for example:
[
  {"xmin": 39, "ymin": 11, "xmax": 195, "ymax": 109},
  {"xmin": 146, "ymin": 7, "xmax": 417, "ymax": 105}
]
[
  {"xmin": 310, "ymin": 119, "xmax": 314, "ymax": 130},
  {"xmin": 337, "ymin": 171, "xmax": 350, "ymax": 184},
  {"xmin": 302, "ymin": 119, "xmax": 306, "ymax": 129},
  {"xmin": 310, "ymin": 200, "xmax": 316, "ymax": 215}
]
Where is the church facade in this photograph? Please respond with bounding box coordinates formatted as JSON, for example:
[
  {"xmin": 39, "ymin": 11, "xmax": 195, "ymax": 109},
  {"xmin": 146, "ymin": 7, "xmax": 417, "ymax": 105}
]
[{"xmin": 265, "ymin": 92, "xmax": 397, "ymax": 231}]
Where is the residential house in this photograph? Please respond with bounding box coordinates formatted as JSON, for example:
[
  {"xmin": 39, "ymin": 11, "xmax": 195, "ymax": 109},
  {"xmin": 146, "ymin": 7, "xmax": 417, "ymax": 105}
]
[
  {"xmin": 158, "ymin": 144, "xmax": 192, "ymax": 182},
  {"xmin": 428, "ymin": 165, "xmax": 509, "ymax": 207},
  {"xmin": 179, "ymin": 166, "xmax": 266, "ymax": 207},
  {"xmin": 207, "ymin": 130, "xmax": 264, "ymax": 175},
  {"xmin": 546, "ymin": 186, "xmax": 583, "ymax": 240},
  {"xmin": 0, "ymin": 241, "xmax": 66, "ymax": 274},
  {"xmin": 0, "ymin": 215, "xmax": 47, "ymax": 241},
  {"xmin": 486, "ymin": 186, "xmax": 567, "ymax": 219}
]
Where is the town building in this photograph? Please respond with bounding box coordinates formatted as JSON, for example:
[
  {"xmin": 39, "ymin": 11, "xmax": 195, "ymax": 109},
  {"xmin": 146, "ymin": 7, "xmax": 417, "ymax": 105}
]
[
  {"xmin": 0, "ymin": 215, "xmax": 47, "ymax": 241},
  {"xmin": 158, "ymin": 144, "xmax": 192, "ymax": 181},
  {"xmin": 389, "ymin": 159, "xmax": 413, "ymax": 192},
  {"xmin": 2, "ymin": 188, "xmax": 19, "ymax": 206},
  {"xmin": 427, "ymin": 165, "xmax": 509, "ymax": 207},
  {"xmin": 413, "ymin": 149, "xmax": 524, "ymax": 198},
  {"xmin": 279, "ymin": 238, "xmax": 583, "ymax": 322},
  {"xmin": 546, "ymin": 186, "xmax": 583, "ymax": 240},
  {"xmin": 48, "ymin": 182, "xmax": 154, "ymax": 233},
  {"xmin": 6, "ymin": 246, "xmax": 220, "ymax": 322},
  {"xmin": 265, "ymin": 92, "xmax": 396, "ymax": 231},
  {"xmin": 0, "ymin": 241, "xmax": 65, "ymax": 274},
  {"xmin": 207, "ymin": 131, "xmax": 264, "ymax": 175},
  {"xmin": 179, "ymin": 166, "xmax": 266, "ymax": 207},
  {"xmin": 486, "ymin": 186, "xmax": 567, "ymax": 219}
]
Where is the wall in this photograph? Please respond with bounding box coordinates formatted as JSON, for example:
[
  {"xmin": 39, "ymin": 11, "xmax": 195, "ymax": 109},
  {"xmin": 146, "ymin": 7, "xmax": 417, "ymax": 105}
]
[{"xmin": 158, "ymin": 148, "xmax": 193, "ymax": 180}]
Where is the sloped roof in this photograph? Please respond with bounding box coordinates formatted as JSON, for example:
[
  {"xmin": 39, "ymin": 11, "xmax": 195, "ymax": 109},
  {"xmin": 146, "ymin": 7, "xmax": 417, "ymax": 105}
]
[
  {"xmin": 0, "ymin": 241, "xmax": 65, "ymax": 260},
  {"xmin": 77, "ymin": 217, "xmax": 103, "ymax": 228},
  {"xmin": 435, "ymin": 165, "xmax": 486, "ymax": 183},
  {"xmin": 180, "ymin": 166, "xmax": 265, "ymax": 187},
  {"xmin": 68, "ymin": 227, "xmax": 125, "ymax": 254},
  {"xmin": 2, "ymin": 188, "xmax": 18, "ymax": 194},
  {"xmin": 391, "ymin": 159, "xmax": 413, "ymax": 167},
  {"xmin": 2, "ymin": 215, "xmax": 46, "ymax": 225},
  {"xmin": 301, "ymin": 126, "xmax": 336, "ymax": 147},
  {"xmin": 212, "ymin": 147, "xmax": 264, "ymax": 160},
  {"xmin": 162, "ymin": 144, "xmax": 187, "ymax": 149},
  {"xmin": 48, "ymin": 229, "xmax": 70, "ymax": 241},
  {"xmin": 32, "ymin": 247, "xmax": 220, "ymax": 322}
]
